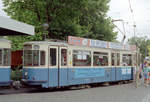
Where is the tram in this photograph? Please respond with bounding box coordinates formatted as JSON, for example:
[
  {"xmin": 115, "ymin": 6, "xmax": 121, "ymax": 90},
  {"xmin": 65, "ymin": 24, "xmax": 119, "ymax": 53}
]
[
  {"xmin": 22, "ymin": 36, "xmax": 139, "ymax": 88},
  {"xmin": 0, "ymin": 38, "xmax": 11, "ymax": 86}
]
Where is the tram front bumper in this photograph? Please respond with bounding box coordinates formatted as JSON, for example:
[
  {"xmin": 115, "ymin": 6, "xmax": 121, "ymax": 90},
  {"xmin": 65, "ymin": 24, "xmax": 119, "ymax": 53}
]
[
  {"xmin": 21, "ymin": 79, "xmax": 47, "ymax": 85},
  {"xmin": 0, "ymin": 80, "xmax": 12, "ymax": 85}
]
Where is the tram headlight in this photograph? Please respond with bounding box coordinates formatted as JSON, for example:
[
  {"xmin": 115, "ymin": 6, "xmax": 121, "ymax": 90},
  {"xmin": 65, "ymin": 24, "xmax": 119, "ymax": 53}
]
[{"xmin": 25, "ymin": 72, "xmax": 28, "ymax": 77}]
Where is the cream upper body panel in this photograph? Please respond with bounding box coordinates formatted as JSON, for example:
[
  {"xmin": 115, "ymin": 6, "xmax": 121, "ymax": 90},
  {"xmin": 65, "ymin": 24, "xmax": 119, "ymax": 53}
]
[{"xmin": 0, "ymin": 39, "xmax": 11, "ymax": 48}]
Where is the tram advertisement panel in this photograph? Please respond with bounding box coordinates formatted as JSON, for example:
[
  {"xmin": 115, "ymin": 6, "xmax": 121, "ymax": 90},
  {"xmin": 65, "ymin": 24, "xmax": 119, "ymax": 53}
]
[{"xmin": 68, "ymin": 36, "xmax": 136, "ymax": 51}]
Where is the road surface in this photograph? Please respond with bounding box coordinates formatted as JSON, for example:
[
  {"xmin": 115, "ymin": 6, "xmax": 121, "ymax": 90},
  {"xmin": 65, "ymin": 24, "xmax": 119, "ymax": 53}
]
[{"xmin": 0, "ymin": 83, "xmax": 150, "ymax": 102}]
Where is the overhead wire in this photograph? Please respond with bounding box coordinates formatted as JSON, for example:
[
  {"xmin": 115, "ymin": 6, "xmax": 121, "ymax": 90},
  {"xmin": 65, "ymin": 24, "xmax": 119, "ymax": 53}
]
[{"xmin": 128, "ymin": 0, "xmax": 137, "ymax": 37}]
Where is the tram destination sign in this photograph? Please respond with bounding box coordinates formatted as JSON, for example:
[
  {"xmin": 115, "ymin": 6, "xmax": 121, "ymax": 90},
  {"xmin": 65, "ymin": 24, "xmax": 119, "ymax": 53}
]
[{"xmin": 68, "ymin": 36, "xmax": 136, "ymax": 51}]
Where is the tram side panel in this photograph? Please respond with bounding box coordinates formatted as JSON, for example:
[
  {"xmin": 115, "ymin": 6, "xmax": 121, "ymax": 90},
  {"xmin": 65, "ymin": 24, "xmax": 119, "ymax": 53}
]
[
  {"xmin": 22, "ymin": 45, "xmax": 49, "ymax": 88},
  {"xmin": 115, "ymin": 67, "xmax": 133, "ymax": 81},
  {"xmin": 0, "ymin": 67, "xmax": 11, "ymax": 86},
  {"xmin": 0, "ymin": 41, "xmax": 11, "ymax": 86}
]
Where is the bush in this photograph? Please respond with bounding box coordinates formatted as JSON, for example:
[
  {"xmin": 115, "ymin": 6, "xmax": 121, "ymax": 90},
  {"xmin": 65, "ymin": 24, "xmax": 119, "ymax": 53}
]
[{"xmin": 11, "ymin": 66, "xmax": 22, "ymax": 81}]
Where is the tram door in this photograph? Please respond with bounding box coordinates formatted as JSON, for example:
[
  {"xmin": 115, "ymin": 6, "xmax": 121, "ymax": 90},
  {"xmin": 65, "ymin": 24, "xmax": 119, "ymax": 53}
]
[
  {"xmin": 48, "ymin": 46, "xmax": 59, "ymax": 87},
  {"xmin": 48, "ymin": 46, "xmax": 68, "ymax": 87},
  {"xmin": 111, "ymin": 52, "xmax": 120, "ymax": 81}
]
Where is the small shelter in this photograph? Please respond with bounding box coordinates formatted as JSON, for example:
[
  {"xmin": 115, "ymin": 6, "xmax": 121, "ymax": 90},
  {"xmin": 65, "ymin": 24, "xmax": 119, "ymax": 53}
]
[{"xmin": 0, "ymin": 16, "xmax": 34, "ymax": 36}]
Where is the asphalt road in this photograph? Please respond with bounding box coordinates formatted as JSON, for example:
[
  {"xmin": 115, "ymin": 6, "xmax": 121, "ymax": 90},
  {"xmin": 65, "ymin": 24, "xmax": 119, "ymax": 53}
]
[{"xmin": 0, "ymin": 83, "xmax": 150, "ymax": 102}]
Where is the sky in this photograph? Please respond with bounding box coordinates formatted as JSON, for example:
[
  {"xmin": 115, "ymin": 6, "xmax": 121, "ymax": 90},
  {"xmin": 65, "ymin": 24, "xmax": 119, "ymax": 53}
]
[
  {"xmin": 108, "ymin": 0, "xmax": 150, "ymax": 42},
  {"xmin": 0, "ymin": 0, "xmax": 150, "ymax": 42}
]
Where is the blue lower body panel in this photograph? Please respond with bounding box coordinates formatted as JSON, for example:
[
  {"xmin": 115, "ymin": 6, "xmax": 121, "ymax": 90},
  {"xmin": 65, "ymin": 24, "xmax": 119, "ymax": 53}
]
[
  {"xmin": 67, "ymin": 68, "xmax": 116, "ymax": 86},
  {"xmin": 116, "ymin": 67, "xmax": 133, "ymax": 81},
  {"xmin": 0, "ymin": 68, "xmax": 11, "ymax": 86},
  {"xmin": 22, "ymin": 68, "xmax": 48, "ymax": 88},
  {"xmin": 22, "ymin": 67, "xmax": 134, "ymax": 88}
]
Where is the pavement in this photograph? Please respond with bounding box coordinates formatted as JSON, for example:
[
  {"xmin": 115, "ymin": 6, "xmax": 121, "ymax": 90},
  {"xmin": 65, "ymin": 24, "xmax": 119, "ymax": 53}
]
[{"xmin": 0, "ymin": 83, "xmax": 150, "ymax": 102}]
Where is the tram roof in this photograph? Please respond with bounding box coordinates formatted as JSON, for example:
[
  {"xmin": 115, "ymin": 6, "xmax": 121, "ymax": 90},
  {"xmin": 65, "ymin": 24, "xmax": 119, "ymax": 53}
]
[
  {"xmin": 24, "ymin": 41, "xmax": 68, "ymax": 46},
  {"xmin": 24, "ymin": 41, "xmax": 137, "ymax": 52},
  {"xmin": 0, "ymin": 16, "xmax": 34, "ymax": 36}
]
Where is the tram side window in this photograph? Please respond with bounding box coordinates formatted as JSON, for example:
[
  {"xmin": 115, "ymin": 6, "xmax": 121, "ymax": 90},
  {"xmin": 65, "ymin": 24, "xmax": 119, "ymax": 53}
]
[
  {"xmin": 50, "ymin": 48, "xmax": 57, "ymax": 66},
  {"xmin": 61, "ymin": 49, "xmax": 67, "ymax": 66},
  {"xmin": 3, "ymin": 49, "xmax": 11, "ymax": 66},
  {"xmin": 111, "ymin": 53, "xmax": 120, "ymax": 66},
  {"xmin": 117, "ymin": 53, "xmax": 120, "ymax": 66},
  {"xmin": 33, "ymin": 50, "xmax": 39, "ymax": 66},
  {"xmin": 0, "ymin": 50, "xmax": 2, "ymax": 65},
  {"xmin": 24, "ymin": 50, "xmax": 32, "ymax": 66},
  {"xmin": 93, "ymin": 52, "xmax": 108, "ymax": 66},
  {"xmin": 73, "ymin": 50, "xmax": 91, "ymax": 66},
  {"xmin": 0, "ymin": 49, "xmax": 11, "ymax": 66},
  {"xmin": 122, "ymin": 54, "xmax": 132, "ymax": 66},
  {"xmin": 111, "ymin": 53, "xmax": 115, "ymax": 66},
  {"xmin": 24, "ymin": 50, "xmax": 45, "ymax": 66},
  {"xmin": 40, "ymin": 51, "xmax": 45, "ymax": 65}
]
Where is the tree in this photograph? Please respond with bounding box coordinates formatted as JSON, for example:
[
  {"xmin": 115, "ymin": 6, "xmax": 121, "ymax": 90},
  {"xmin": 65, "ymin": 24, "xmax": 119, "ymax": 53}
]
[
  {"xmin": 2, "ymin": 0, "xmax": 117, "ymax": 50},
  {"xmin": 128, "ymin": 36, "xmax": 150, "ymax": 62}
]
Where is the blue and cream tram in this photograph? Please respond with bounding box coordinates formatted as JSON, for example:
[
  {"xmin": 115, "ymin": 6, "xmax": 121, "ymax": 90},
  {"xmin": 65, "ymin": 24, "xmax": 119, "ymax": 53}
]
[
  {"xmin": 22, "ymin": 36, "xmax": 138, "ymax": 88},
  {"xmin": 0, "ymin": 38, "xmax": 11, "ymax": 86}
]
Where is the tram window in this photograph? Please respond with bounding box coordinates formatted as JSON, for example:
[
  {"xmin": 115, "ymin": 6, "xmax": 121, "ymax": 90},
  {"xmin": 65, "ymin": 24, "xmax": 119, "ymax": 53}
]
[
  {"xmin": 111, "ymin": 53, "xmax": 120, "ymax": 66},
  {"xmin": 122, "ymin": 54, "xmax": 132, "ymax": 66},
  {"xmin": 117, "ymin": 53, "xmax": 120, "ymax": 66},
  {"xmin": 0, "ymin": 50, "xmax": 2, "ymax": 65},
  {"xmin": 61, "ymin": 49, "xmax": 67, "ymax": 66},
  {"xmin": 40, "ymin": 51, "xmax": 45, "ymax": 65},
  {"xmin": 24, "ymin": 50, "xmax": 32, "ymax": 66},
  {"xmin": 33, "ymin": 50, "xmax": 39, "ymax": 66},
  {"xmin": 50, "ymin": 48, "xmax": 57, "ymax": 66},
  {"xmin": 93, "ymin": 52, "xmax": 108, "ymax": 66},
  {"xmin": 24, "ymin": 50, "xmax": 45, "ymax": 66},
  {"xmin": 111, "ymin": 53, "xmax": 115, "ymax": 66},
  {"xmin": 3, "ymin": 49, "xmax": 11, "ymax": 66},
  {"xmin": 73, "ymin": 50, "xmax": 91, "ymax": 66}
]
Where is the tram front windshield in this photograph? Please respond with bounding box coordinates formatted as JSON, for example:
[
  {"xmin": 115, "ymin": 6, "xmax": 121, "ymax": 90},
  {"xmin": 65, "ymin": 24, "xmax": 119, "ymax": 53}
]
[{"xmin": 24, "ymin": 50, "xmax": 45, "ymax": 66}]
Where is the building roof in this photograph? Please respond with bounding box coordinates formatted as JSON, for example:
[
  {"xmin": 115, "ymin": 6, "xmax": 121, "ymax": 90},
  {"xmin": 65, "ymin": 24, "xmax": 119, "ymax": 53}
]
[{"xmin": 0, "ymin": 16, "xmax": 34, "ymax": 36}]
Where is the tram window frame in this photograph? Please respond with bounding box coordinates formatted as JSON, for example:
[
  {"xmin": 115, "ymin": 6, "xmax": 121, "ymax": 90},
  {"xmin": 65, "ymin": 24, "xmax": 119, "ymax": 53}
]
[
  {"xmin": 93, "ymin": 52, "xmax": 108, "ymax": 66},
  {"xmin": 122, "ymin": 54, "xmax": 132, "ymax": 66},
  {"xmin": 24, "ymin": 50, "xmax": 46, "ymax": 66},
  {"xmin": 72, "ymin": 50, "xmax": 91, "ymax": 67}
]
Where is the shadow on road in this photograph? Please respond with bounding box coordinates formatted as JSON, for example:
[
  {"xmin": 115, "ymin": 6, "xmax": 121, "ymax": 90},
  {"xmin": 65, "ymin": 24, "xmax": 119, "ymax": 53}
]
[{"xmin": 0, "ymin": 81, "xmax": 133, "ymax": 95}]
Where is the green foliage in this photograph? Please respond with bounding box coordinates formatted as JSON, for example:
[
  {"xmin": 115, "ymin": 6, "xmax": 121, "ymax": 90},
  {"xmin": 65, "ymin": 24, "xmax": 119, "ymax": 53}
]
[
  {"xmin": 11, "ymin": 66, "xmax": 22, "ymax": 81},
  {"xmin": 128, "ymin": 36, "xmax": 150, "ymax": 62},
  {"xmin": 3, "ymin": 0, "xmax": 117, "ymax": 50}
]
